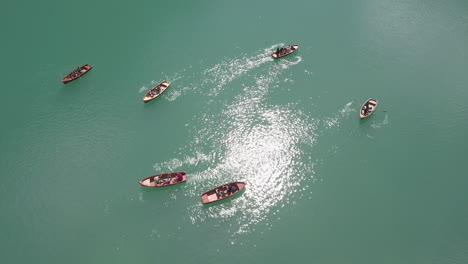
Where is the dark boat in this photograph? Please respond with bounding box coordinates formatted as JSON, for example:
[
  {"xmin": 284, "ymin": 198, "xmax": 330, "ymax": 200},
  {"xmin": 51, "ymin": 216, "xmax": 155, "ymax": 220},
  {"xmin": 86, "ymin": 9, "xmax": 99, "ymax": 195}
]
[
  {"xmin": 360, "ymin": 98, "xmax": 379, "ymax": 119},
  {"xmin": 62, "ymin": 64, "xmax": 93, "ymax": 84},
  {"xmin": 271, "ymin": 45, "xmax": 299, "ymax": 59},
  {"xmin": 139, "ymin": 172, "xmax": 187, "ymax": 187},
  {"xmin": 200, "ymin": 182, "xmax": 246, "ymax": 204},
  {"xmin": 143, "ymin": 81, "xmax": 171, "ymax": 103}
]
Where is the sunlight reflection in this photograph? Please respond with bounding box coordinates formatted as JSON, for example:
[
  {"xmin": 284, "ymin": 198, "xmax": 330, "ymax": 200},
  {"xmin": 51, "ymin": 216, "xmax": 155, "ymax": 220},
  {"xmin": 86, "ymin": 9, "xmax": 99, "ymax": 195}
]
[{"xmin": 146, "ymin": 45, "xmax": 360, "ymax": 238}]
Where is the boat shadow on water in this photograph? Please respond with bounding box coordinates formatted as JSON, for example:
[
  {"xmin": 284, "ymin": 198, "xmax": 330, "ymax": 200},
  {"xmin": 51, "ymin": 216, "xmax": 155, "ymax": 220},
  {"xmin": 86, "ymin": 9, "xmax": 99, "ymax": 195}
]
[{"xmin": 202, "ymin": 187, "xmax": 246, "ymax": 208}]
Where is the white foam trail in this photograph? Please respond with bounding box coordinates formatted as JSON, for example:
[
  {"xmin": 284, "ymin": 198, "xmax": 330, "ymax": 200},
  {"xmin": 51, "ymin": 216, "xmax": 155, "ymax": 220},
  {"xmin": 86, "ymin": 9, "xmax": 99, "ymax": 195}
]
[
  {"xmin": 276, "ymin": 56, "xmax": 302, "ymax": 70},
  {"xmin": 371, "ymin": 113, "xmax": 389, "ymax": 129},
  {"xmin": 166, "ymin": 89, "xmax": 181, "ymax": 101},
  {"xmin": 151, "ymin": 151, "xmax": 215, "ymax": 175},
  {"xmin": 152, "ymin": 158, "xmax": 184, "ymax": 172},
  {"xmin": 202, "ymin": 53, "xmax": 275, "ymax": 96},
  {"xmin": 139, "ymin": 86, "xmax": 148, "ymax": 93},
  {"xmin": 322, "ymin": 101, "xmax": 354, "ymax": 130},
  {"xmin": 137, "ymin": 44, "xmax": 286, "ymax": 100},
  {"xmin": 383, "ymin": 113, "xmax": 389, "ymax": 124}
]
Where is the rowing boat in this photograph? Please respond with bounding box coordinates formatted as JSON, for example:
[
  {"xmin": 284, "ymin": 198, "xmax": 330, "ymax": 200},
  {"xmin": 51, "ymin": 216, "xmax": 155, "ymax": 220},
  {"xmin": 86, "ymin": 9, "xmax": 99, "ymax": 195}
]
[
  {"xmin": 271, "ymin": 45, "xmax": 299, "ymax": 59},
  {"xmin": 360, "ymin": 98, "xmax": 378, "ymax": 119},
  {"xmin": 62, "ymin": 64, "xmax": 93, "ymax": 84},
  {"xmin": 200, "ymin": 182, "xmax": 246, "ymax": 204},
  {"xmin": 143, "ymin": 81, "xmax": 171, "ymax": 103},
  {"xmin": 139, "ymin": 172, "xmax": 187, "ymax": 187}
]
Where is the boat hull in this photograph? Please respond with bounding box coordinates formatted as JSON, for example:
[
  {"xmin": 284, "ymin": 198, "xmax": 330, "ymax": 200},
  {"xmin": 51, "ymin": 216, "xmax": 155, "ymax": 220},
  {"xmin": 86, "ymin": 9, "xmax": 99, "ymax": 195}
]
[
  {"xmin": 201, "ymin": 181, "xmax": 246, "ymax": 204},
  {"xmin": 360, "ymin": 98, "xmax": 378, "ymax": 119},
  {"xmin": 62, "ymin": 64, "xmax": 92, "ymax": 84},
  {"xmin": 272, "ymin": 45, "xmax": 299, "ymax": 59},
  {"xmin": 143, "ymin": 81, "xmax": 171, "ymax": 103},
  {"xmin": 139, "ymin": 171, "xmax": 187, "ymax": 187}
]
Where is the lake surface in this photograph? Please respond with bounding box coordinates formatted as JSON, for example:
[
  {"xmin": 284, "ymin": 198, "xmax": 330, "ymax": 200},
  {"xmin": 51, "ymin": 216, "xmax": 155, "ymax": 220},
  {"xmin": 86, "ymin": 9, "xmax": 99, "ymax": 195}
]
[{"xmin": 1, "ymin": 0, "xmax": 468, "ymax": 263}]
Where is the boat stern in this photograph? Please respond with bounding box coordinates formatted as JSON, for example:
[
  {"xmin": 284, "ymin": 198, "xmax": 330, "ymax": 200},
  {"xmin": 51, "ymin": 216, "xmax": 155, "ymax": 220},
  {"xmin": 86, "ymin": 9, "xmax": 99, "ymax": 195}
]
[{"xmin": 201, "ymin": 194, "xmax": 210, "ymax": 204}]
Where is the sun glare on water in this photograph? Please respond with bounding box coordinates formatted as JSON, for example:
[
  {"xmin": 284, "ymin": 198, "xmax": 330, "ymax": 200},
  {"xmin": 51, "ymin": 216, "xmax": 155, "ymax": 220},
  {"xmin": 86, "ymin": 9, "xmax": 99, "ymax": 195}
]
[{"xmin": 143, "ymin": 45, "xmax": 375, "ymax": 240}]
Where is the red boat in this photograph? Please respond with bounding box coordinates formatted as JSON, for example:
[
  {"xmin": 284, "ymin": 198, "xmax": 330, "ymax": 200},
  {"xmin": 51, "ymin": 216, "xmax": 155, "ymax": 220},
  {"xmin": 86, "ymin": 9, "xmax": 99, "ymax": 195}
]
[
  {"xmin": 200, "ymin": 182, "xmax": 246, "ymax": 204},
  {"xmin": 139, "ymin": 172, "xmax": 187, "ymax": 187},
  {"xmin": 271, "ymin": 45, "xmax": 299, "ymax": 59},
  {"xmin": 62, "ymin": 64, "xmax": 93, "ymax": 84}
]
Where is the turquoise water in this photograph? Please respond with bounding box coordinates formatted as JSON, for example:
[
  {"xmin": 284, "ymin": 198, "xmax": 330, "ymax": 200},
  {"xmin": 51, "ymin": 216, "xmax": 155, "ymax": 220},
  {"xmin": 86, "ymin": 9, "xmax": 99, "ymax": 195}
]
[{"xmin": 1, "ymin": 0, "xmax": 468, "ymax": 263}]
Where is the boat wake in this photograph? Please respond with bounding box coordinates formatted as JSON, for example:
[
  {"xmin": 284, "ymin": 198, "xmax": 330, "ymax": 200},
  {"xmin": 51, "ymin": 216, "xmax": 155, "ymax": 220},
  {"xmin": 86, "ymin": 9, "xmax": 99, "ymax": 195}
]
[
  {"xmin": 138, "ymin": 86, "xmax": 148, "ymax": 93},
  {"xmin": 200, "ymin": 52, "xmax": 275, "ymax": 97},
  {"xmin": 371, "ymin": 113, "xmax": 389, "ymax": 129},
  {"xmin": 321, "ymin": 101, "xmax": 355, "ymax": 130},
  {"xmin": 144, "ymin": 43, "xmax": 296, "ymax": 102}
]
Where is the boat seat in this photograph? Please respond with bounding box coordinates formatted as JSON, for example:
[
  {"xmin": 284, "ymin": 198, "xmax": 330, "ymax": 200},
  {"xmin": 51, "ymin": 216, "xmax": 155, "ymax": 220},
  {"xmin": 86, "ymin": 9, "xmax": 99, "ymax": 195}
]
[{"xmin": 207, "ymin": 193, "xmax": 217, "ymax": 202}]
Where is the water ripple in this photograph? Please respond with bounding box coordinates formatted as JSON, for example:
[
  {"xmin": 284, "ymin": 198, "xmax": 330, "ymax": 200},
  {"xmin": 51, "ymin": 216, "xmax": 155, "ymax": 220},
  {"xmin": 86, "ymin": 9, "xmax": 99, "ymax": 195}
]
[
  {"xmin": 148, "ymin": 45, "xmax": 321, "ymax": 237},
  {"xmin": 146, "ymin": 44, "xmax": 369, "ymax": 240}
]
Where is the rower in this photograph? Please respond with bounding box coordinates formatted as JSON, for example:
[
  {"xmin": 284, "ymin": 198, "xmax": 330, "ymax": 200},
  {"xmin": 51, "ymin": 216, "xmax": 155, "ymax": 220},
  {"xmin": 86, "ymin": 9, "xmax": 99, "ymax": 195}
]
[{"xmin": 177, "ymin": 173, "xmax": 184, "ymax": 181}]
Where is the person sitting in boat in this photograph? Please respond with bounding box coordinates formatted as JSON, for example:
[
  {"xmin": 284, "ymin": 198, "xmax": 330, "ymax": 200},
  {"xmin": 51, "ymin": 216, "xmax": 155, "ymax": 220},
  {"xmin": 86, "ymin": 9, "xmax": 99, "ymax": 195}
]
[
  {"xmin": 228, "ymin": 184, "xmax": 238, "ymax": 194},
  {"xmin": 223, "ymin": 185, "xmax": 230, "ymax": 196},
  {"xmin": 177, "ymin": 173, "xmax": 184, "ymax": 182},
  {"xmin": 362, "ymin": 104, "xmax": 369, "ymax": 115},
  {"xmin": 276, "ymin": 48, "xmax": 280, "ymax": 55},
  {"xmin": 217, "ymin": 186, "xmax": 227, "ymax": 197}
]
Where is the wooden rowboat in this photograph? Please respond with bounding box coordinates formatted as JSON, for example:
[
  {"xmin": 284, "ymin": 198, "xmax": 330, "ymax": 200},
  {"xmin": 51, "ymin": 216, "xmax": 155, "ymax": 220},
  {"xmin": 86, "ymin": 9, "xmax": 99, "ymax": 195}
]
[
  {"xmin": 62, "ymin": 64, "xmax": 92, "ymax": 84},
  {"xmin": 272, "ymin": 45, "xmax": 299, "ymax": 59},
  {"xmin": 139, "ymin": 171, "xmax": 187, "ymax": 187},
  {"xmin": 201, "ymin": 182, "xmax": 246, "ymax": 204},
  {"xmin": 143, "ymin": 81, "xmax": 171, "ymax": 103},
  {"xmin": 360, "ymin": 98, "xmax": 378, "ymax": 119}
]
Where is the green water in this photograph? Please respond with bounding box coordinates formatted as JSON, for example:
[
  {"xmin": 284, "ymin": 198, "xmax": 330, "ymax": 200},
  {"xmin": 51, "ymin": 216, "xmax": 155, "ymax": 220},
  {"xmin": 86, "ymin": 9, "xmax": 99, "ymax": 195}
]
[{"xmin": 1, "ymin": 0, "xmax": 468, "ymax": 263}]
